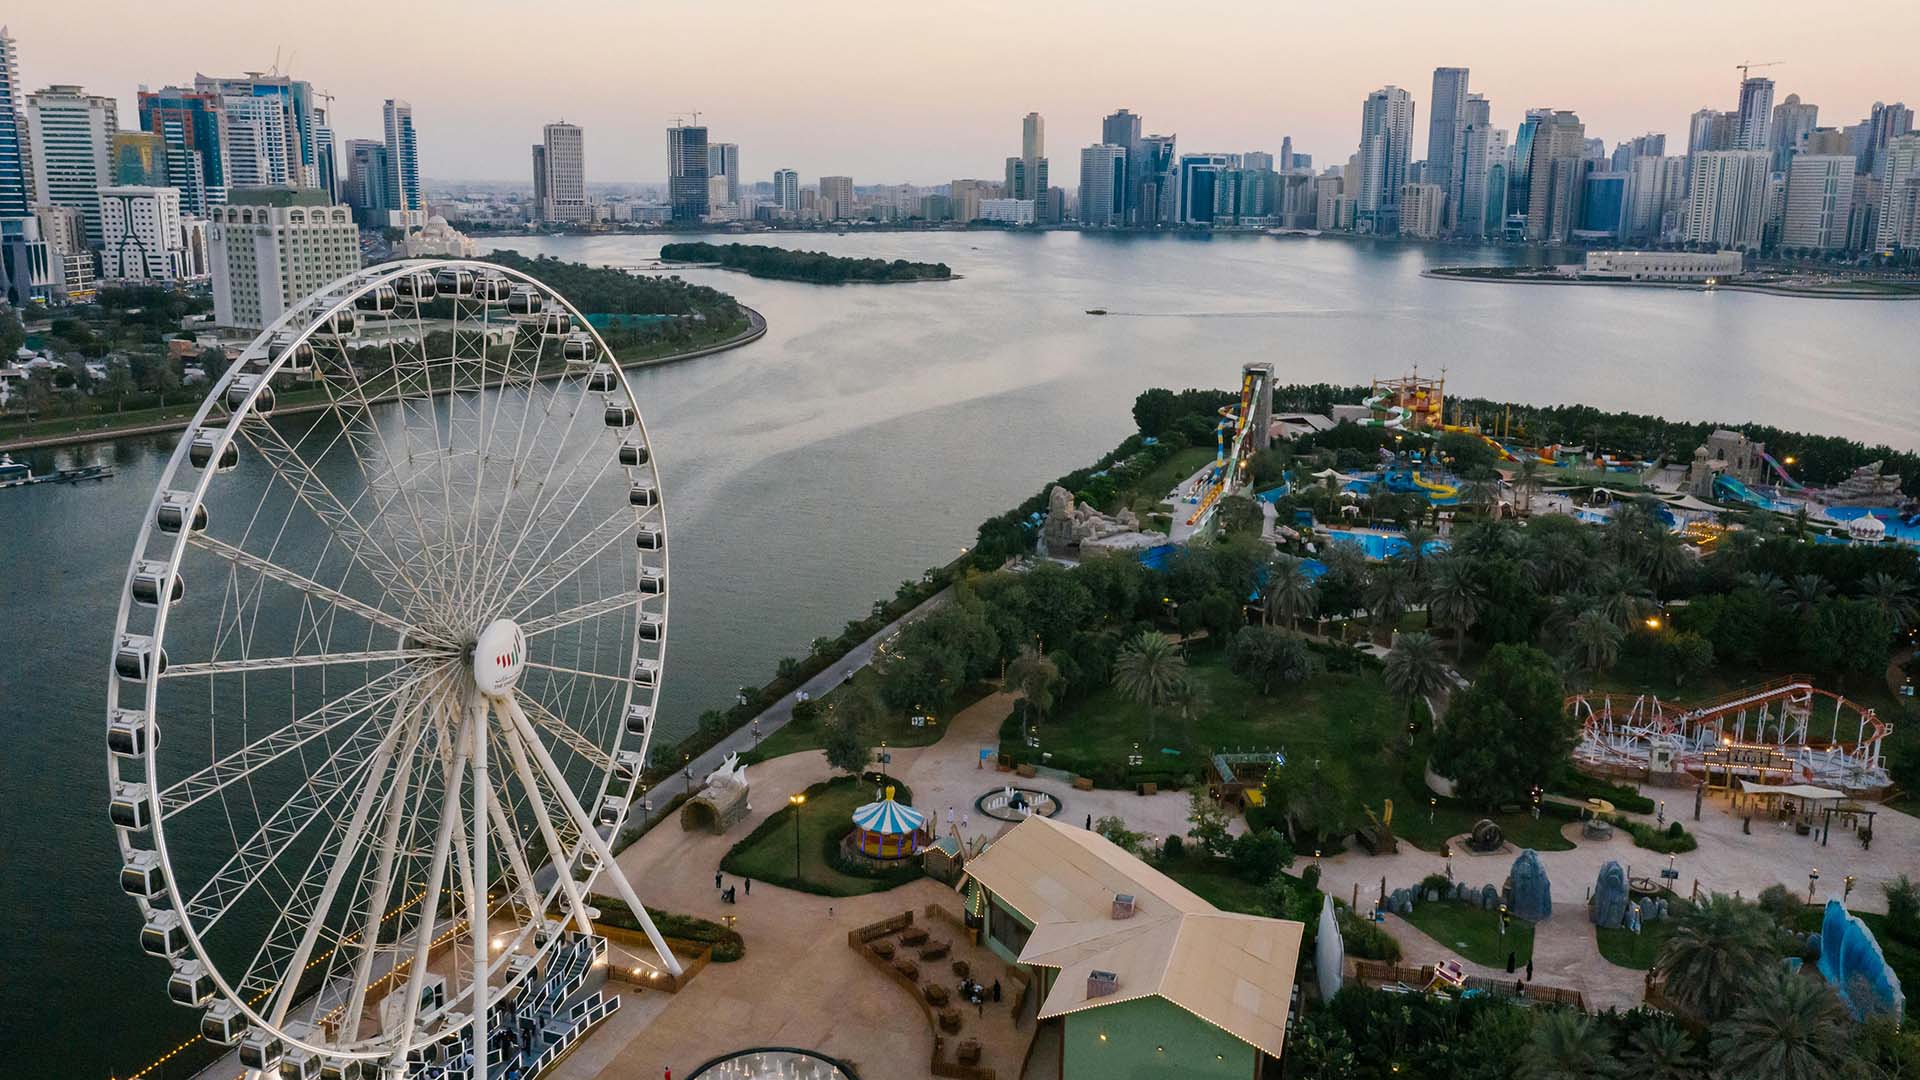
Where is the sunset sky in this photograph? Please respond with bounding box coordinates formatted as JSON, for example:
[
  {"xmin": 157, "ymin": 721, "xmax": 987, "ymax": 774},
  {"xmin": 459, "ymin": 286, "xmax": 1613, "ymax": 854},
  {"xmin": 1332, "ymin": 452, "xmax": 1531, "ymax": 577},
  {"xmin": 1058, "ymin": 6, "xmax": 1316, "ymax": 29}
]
[{"xmin": 11, "ymin": 0, "xmax": 1919, "ymax": 188}]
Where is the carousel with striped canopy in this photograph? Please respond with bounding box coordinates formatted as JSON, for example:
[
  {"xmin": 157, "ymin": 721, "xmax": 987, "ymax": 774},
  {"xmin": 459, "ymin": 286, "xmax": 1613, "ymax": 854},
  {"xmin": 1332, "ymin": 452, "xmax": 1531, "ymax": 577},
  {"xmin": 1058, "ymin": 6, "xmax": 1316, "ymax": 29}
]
[{"xmin": 850, "ymin": 787, "xmax": 929, "ymax": 859}]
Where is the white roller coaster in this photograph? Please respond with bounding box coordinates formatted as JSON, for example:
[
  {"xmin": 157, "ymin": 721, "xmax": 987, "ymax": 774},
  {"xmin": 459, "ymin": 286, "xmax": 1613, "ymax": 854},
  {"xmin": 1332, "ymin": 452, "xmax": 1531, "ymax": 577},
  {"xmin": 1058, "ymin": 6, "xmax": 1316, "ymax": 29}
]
[
  {"xmin": 106, "ymin": 259, "xmax": 679, "ymax": 1078},
  {"xmin": 1569, "ymin": 676, "xmax": 1893, "ymax": 793}
]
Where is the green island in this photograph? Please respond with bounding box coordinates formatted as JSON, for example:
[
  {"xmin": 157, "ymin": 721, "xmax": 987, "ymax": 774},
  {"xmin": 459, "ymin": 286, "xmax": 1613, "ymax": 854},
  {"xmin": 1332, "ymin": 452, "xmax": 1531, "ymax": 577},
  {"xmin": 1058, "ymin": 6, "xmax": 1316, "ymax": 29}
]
[
  {"xmin": 658, "ymin": 241, "xmax": 953, "ymax": 284},
  {"xmin": 0, "ymin": 253, "xmax": 757, "ymax": 450}
]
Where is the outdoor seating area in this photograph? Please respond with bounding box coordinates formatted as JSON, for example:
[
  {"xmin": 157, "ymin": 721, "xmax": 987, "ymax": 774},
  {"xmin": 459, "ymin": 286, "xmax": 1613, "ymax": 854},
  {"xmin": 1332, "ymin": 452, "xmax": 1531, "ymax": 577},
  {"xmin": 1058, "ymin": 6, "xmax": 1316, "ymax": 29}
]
[{"xmin": 844, "ymin": 908, "xmax": 1026, "ymax": 1079}]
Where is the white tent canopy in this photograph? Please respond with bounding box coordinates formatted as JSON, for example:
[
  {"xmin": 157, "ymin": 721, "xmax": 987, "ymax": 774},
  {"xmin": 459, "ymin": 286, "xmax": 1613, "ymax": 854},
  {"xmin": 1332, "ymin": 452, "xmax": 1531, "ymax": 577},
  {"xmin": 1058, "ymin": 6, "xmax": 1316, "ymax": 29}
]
[{"xmin": 1738, "ymin": 780, "xmax": 1845, "ymax": 801}]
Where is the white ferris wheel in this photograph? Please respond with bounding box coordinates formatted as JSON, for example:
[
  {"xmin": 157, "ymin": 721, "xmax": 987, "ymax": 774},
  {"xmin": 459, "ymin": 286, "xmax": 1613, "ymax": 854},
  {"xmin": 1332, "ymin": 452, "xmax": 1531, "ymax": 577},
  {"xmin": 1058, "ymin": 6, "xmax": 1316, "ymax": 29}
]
[{"xmin": 106, "ymin": 259, "xmax": 681, "ymax": 1078}]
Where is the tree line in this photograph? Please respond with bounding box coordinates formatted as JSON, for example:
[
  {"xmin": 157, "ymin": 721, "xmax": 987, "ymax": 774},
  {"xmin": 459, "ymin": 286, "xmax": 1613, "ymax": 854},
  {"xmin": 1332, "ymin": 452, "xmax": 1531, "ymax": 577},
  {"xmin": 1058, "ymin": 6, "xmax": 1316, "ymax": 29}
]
[{"xmin": 659, "ymin": 242, "xmax": 952, "ymax": 284}]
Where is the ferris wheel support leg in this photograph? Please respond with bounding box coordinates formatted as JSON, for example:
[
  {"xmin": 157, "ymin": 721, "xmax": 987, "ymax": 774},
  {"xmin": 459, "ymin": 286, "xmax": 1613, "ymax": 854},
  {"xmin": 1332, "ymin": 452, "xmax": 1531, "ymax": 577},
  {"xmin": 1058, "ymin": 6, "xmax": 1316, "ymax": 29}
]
[
  {"xmin": 470, "ymin": 697, "xmax": 490, "ymax": 1080},
  {"xmin": 502, "ymin": 695, "xmax": 684, "ymax": 976},
  {"xmin": 345, "ymin": 695, "xmax": 432, "ymax": 1041},
  {"xmin": 390, "ymin": 722, "xmax": 473, "ymax": 1074},
  {"xmin": 483, "ymin": 739, "xmax": 546, "ymax": 916},
  {"xmin": 499, "ymin": 709, "xmax": 597, "ymax": 936}
]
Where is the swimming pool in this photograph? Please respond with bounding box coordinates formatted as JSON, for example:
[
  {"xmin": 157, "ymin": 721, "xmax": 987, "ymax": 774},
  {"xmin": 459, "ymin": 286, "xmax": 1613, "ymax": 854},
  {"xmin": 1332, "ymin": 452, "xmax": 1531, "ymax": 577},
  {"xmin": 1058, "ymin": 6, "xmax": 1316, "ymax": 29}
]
[
  {"xmin": 1325, "ymin": 529, "xmax": 1451, "ymax": 560},
  {"xmin": 1822, "ymin": 506, "xmax": 1920, "ymax": 545}
]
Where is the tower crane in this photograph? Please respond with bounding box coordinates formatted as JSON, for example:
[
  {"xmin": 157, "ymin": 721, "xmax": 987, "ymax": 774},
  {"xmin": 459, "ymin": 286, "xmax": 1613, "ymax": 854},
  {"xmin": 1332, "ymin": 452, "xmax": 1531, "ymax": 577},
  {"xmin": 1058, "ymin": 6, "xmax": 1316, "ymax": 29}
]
[{"xmin": 1735, "ymin": 60, "xmax": 1783, "ymax": 80}]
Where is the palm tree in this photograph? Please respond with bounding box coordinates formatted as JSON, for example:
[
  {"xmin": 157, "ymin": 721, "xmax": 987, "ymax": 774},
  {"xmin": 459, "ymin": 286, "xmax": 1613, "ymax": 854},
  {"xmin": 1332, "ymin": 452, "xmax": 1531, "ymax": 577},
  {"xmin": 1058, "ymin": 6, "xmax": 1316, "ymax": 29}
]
[
  {"xmin": 1111, "ymin": 631, "xmax": 1187, "ymax": 744},
  {"xmin": 1789, "ymin": 573, "xmax": 1832, "ymax": 620},
  {"xmin": 1519, "ymin": 1010, "xmax": 1619, "ymax": 1080},
  {"xmin": 1655, "ymin": 892, "xmax": 1778, "ymax": 1022},
  {"xmin": 1640, "ymin": 527, "xmax": 1692, "ymax": 598},
  {"xmin": 1426, "ymin": 558, "xmax": 1485, "ymax": 657},
  {"xmin": 1383, "ymin": 632, "xmax": 1450, "ymax": 726},
  {"xmin": 1591, "ymin": 562, "xmax": 1656, "ymax": 631},
  {"xmin": 1617, "ymin": 1018, "xmax": 1700, "ymax": 1080},
  {"xmin": 1526, "ymin": 529, "xmax": 1591, "ymax": 594},
  {"xmin": 1365, "ymin": 561, "xmax": 1416, "ymax": 643},
  {"xmin": 1709, "ymin": 967, "xmax": 1856, "ymax": 1080},
  {"xmin": 1736, "ymin": 570, "xmax": 1788, "ymax": 600},
  {"xmin": 1568, "ymin": 608, "xmax": 1626, "ymax": 675},
  {"xmin": 1165, "ymin": 675, "xmax": 1209, "ymax": 743},
  {"xmin": 1262, "ymin": 556, "xmax": 1318, "ymax": 631},
  {"xmin": 1858, "ymin": 571, "xmax": 1919, "ymax": 633},
  {"xmin": 1006, "ymin": 644, "xmax": 1062, "ymax": 739},
  {"xmin": 1399, "ymin": 523, "xmax": 1438, "ymax": 582},
  {"xmin": 1514, "ymin": 458, "xmax": 1543, "ymax": 514}
]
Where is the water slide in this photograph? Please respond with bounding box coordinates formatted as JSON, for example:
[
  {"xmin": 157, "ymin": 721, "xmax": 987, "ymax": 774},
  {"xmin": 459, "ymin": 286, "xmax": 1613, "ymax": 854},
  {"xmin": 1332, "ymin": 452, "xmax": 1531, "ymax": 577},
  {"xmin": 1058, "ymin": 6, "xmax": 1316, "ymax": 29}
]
[
  {"xmin": 1760, "ymin": 451, "xmax": 1805, "ymax": 490},
  {"xmin": 1185, "ymin": 367, "xmax": 1270, "ymax": 526},
  {"xmin": 1714, "ymin": 473, "xmax": 1776, "ymax": 509},
  {"xmin": 1440, "ymin": 423, "xmax": 1519, "ymax": 462},
  {"xmin": 1410, "ymin": 471, "xmax": 1458, "ymax": 500},
  {"xmin": 1359, "ymin": 389, "xmax": 1408, "ymax": 429}
]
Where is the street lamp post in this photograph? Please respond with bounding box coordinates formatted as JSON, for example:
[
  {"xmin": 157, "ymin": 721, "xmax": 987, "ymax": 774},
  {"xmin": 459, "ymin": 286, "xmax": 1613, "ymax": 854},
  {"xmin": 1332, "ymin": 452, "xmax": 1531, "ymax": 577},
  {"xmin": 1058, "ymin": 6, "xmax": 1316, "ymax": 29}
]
[
  {"xmin": 1844, "ymin": 875, "xmax": 1856, "ymax": 906},
  {"xmin": 789, "ymin": 793, "xmax": 807, "ymax": 882}
]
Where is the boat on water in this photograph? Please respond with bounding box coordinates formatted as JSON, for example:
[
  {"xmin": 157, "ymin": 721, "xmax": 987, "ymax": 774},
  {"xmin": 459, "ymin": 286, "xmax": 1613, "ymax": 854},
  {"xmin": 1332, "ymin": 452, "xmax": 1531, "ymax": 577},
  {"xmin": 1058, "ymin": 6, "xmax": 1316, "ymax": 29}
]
[
  {"xmin": 1085, "ymin": 308, "xmax": 1108, "ymax": 316},
  {"xmin": 0, "ymin": 454, "xmax": 114, "ymax": 489}
]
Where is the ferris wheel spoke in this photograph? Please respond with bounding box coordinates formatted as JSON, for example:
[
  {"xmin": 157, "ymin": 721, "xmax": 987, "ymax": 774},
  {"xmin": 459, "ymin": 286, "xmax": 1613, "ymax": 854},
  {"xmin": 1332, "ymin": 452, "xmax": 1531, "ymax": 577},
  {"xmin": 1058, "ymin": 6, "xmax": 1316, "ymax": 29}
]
[
  {"xmin": 517, "ymin": 593, "xmax": 639, "ymax": 639},
  {"xmin": 163, "ymin": 648, "xmax": 443, "ymax": 679},
  {"xmin": 469, "ymin": 366, "xmax": 604, "ymax": 615},
  {"xmin": 499, "ymin": 701, "xmax": 595, "ymax": 936},
  {"xmin": 503, "ymin": 696, "xmax": 682, "ymax": 975},
  {"xmin": 500, "ymin": 507, "xmax": 648, "ymax": 622},
  {"xmin": 520, "ymin": 660, "xmax": 633, "ymax": 688},
  {"xmin": 187, "ymin": 532, "xmax": 432, "ymax": 644},
  {"xmin": 515, "ymin": 692, "xmax": 616, "ymax": 774},
  {"xmin": 158, "ymin": 664, "xmax": 429, "ymax": 818},
  {"xmin": 388, "ymin": 714, "xmax": 472, "ymax": 1067}
]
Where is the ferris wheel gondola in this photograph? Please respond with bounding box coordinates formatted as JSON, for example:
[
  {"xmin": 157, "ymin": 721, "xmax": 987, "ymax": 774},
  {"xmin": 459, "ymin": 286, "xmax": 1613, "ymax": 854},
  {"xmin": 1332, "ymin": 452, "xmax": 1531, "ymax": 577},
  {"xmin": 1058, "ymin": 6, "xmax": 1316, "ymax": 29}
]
[{"xmin": 105, "ymin": 258, "xmax": 681, "ymax": 1076}]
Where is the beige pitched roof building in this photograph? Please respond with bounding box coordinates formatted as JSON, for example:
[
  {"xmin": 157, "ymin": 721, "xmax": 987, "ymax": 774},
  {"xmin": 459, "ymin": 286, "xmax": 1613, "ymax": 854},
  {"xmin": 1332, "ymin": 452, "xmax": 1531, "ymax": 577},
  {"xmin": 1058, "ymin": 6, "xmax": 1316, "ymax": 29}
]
[{"xmin": 962, "ymin": 814, "xmax": 1305, "ymax": 1057}]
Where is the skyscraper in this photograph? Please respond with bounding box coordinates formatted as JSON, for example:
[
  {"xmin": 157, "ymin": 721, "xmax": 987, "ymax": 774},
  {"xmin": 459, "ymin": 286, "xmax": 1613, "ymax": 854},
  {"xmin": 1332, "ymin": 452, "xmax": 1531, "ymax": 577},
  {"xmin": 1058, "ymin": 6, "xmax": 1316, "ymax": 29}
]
[
  {"xmin": 1769, "ymin": 94, "xmax": 1819, "ymax": 172},
  {"xmin": 137, "ymin": 86, "xmax": 224, "ymax": 215},
  {"xmin": 1177, "ymin": 153, "xmax": 1231, "ymax": 224},
  {"xmin": 1078, "ymin": 144, "xmax": 1126, "ymax": 227},
  {"xmin": 25, "ymin": 84, "xmax": 117, "ymax": 245},
  {"xmin": 312, "ymin": 100, "xmax": 338, "ymax": 201},
  {"xmin": 1782, "ymin": 154, "xmax": 1855, "ymax": 251},
  {"xmin": 1101, "ymin": 108, "xmax": 1142, "ymax": 222},
  {"xmin": 667, "ymin": 122, "xmax": 709, "ymax": 223},
  {"xmin": 111, "ymin": 131, "xmax": 168, "ymax": 186},
  {"xmin": 1876, "ymin": 134, "xmax": 1920, "ymax": 250},
  {"xmin": 1357, "ymin": 86, "xmax": 1415, "ymax": 234},
  {"xmin": 534, "ymin": 121, "xmax": 585, "ymax": 223},
  {"xmin": 1688, "ymin": 108, "xmax": 1737, "ymax": 154},
  {"xmin": 1507, "ymin": 109, "xmax": 1548, "ymax": 221},
  {"xmin": 382, "ymin": 99, "xmax": 421, "ymax": 214},
  {"xmin": 707, "ymin": 142, "xmax": 739, "ymax": 205},
  {"xmin": 1684, "ymin": 150, "xmax": 1770, "ymax": 249},
  {"xmin": 209, "ymin": 187, "xmax": 357, "ymax": 329},
  {"xmin": 0, "ymin": 27, "xmax": 27, "ymax": 217},
  {"xmin": 1456, "ymin": 109, "xmax": 1496, "ymax": 238},
  {"xmin": 1857, "ymin": 102, "xmax": 1915, "ymax": 177},
  {"xmin": 194, "ymin": 73, "xmax": 320, "ymax": 189},
  {"xmin": 1523, "ymin": 110, "xmax": 1586, "ymax": 243},
  {"xmin": 1425, "ymin": 67, "xmax": 1469, "ymax": 222},
  {"xmin": 1625, "ymin": 155, "xmax": 1688, "ymax": 242},
  {"xmin": 1138, "ymin": 134, "xmax": 1176, "ymax": 226},
  {"xmin": 1734, "ymin": 77, "xmax": 1775, "ymax": 151},
  {"xmin": 343, "ymin": 139, "xmax": 393, "ymax": 226},
  {"xmin": 772, "ymin": 168, "xmax": 799, "ymax": 213},
  {"xmin": 819, "ymin": 175, "xmax": 853, "ymax": 220},
  {"xmin": 98, "ymin": 185, "xmax": 185, "ymax": 282},
  {"xmin": 1022, "ymin": 111, "xmax": 1044, "ymax": 194}
]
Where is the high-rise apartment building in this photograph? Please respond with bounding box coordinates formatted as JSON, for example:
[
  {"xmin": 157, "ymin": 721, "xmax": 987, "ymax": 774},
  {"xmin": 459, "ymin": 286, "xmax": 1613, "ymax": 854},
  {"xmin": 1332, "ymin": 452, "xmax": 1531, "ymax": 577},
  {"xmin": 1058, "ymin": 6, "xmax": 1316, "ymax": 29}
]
[
  {"xmin": 1683, "ymin": 149, "xmax": 1770, "ymax": 249},
  {"xmin": 1523, "ymin": 110, "xmax": 1585, "ymax": 243},
  {"xmin": 1356, "ymin": 86, "xmax": 1414, "ymax": 234},
  {"xmin": 1875, "ymin": 134, "xmax": 1920, "ymax": 250},
  {"xmin": 1855, "ymin": 102, "xmax": 1914, "ymax": 177},
  {"xmin": 111, "ymin": 131, "xmax": 169, "ymax": 186},
  {"xmin": 1425, "ymin": 67, "xmax": 1469, "ymax": 222},
  {"xmin": 1456, "ymin": 111, "xmax": 1498, "ymax": 238},
  {"xmin": 707, "ymin": 142, "xmax": 739, "ymax": 205},
  {"xmin": 819, "ymin": 175, "xmax": 853, "ymax": 220},
  {"xmin": 1398, "ymin": 182, "xmax": 1445, "ymax": 238},
  {"xmin": 312, "ymin": 101, "xmax": 338, "ymax": 201},
  {"xmin": 208, "ymin": 187, "xmax": 358, "ymax": 329},
  {"xmin": 1101, "ymin": 109, "xmax": 1142, "ymax": 222},
  {"xmin": 1781, "ymin": 155, "xmax": 1856, "ymax": 251},
  {"xmin": 1688, "ymin": 108, "xmax": 1737, "ymax": 154},
  {"xmin": 1020, "ymin": 112, "xmax": 1045, "ymax": 197},
  {"xmin": 1137, "ymin": 135, "xmax": 1176, "ymax": 226},
  {"xmin": 382, "ymin": 99, "xmax": 421, "ymax": 213},
  {"xmin": 195, "ymin": 73, "xmax": 320, "ymax": 189},
  {"xmin": 772, "ymin": 168, "xmax": 799, "ymax": 213},
  {"xmin": 1769, "ymin": 94, "xmax": 1819, "ymax": 172},
  {"xmin": 25, "ymin": 84, "xmax": 116, "ymax": 245},
  {"xmin": 1078, "ymin": 144, "xmax": 1126, "ymax": 227},
  {"xmin": 343, "ymin": 139, "xmax": 393, "ymax": 226},
  {"xmin": 668, "ymin": 123, "xmax": 709, "ymax": 222},
  {"xmin": 0, "ymin": 26, "xmax": 28, "ymax": 217},
  {"xmin": 533, "ymin": 122, "xmax": 585, "ymax": 223},
  {"xmin": 1625, "ymin": 155, "xmax": 1688, "ymax": 242},
  {"xmin": 137, "ymin": 86, "xmax": 224, "ymax": 215},
  {"xmin": 1735, "ymin": 77, "xmax": 1775, "ymax": 151},
  {"xmin": 1177, "ymin": 153, "xmax": 1232, "ymax": 224},
  {"xmin": 99, "ymin": 185, "xmax": 186, "ymax": 282}
]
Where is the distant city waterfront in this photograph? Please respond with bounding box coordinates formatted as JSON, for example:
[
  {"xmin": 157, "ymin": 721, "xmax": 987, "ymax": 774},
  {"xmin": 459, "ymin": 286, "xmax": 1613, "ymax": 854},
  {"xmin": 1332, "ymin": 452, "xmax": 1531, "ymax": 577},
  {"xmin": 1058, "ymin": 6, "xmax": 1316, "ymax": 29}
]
[{"xmin": 7, "ymin": 230, "xmax": 1920, "ymax": 1080}]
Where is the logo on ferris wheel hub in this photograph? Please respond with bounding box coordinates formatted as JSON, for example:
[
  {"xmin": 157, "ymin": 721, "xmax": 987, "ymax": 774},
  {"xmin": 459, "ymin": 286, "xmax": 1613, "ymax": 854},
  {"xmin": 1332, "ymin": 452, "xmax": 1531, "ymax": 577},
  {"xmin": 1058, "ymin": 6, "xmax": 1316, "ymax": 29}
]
[{"xmin": 473, "ymin": 618, "xmax": 526, "ymax": 697}]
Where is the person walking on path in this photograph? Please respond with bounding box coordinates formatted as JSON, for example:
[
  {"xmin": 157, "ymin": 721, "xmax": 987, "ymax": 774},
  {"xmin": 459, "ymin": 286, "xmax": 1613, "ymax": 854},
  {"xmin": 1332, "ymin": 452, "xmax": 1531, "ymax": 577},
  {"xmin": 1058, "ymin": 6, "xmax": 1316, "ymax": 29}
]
[
  {"xmin": 744, "ymin": 878, "xmax": 751, "ymax": 896},
  {"xmin": 715, "ymin": 872, "xmax": 723, "ymax": 890},
  {"xmin": 1526, "ymin": 958, "xmax": 1533, "ymax": 981},
  {"xmin": 992, "ymin": 979, "xmax": 1002, "ymax": 1003},
  {"xmin": 1505, "ymin": 950, "xmax": 1515, "ymax": 974}
]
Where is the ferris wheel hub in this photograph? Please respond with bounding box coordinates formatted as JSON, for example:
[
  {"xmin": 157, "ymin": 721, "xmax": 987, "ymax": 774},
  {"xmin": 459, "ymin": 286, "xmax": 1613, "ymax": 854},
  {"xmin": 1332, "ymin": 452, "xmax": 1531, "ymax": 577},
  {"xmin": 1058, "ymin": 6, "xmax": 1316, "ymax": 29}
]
[{"xmin": 471, "ymin": 618, "xmax": 527, "ymax": 698}]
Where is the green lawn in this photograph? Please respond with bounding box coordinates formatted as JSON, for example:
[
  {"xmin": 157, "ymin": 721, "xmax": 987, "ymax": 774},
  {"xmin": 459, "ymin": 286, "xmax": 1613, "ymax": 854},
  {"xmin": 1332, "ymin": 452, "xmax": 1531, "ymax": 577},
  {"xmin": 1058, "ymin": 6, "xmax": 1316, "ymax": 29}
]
[
  {"xmin": 1020, "ymin": 652, "xmax": 1398, "ymax": 783},
  {"xmin": 719, "ymin": 773, "xmax": 923, "ymax": 897},
  {"xmin": 1387, "ymin": 734, "xmax": 1578, "ymax": 854},
  {"xmin": 1595, "ymin": 919, "xmax": 1677, "ymax": 970},
  {"xmin": 1399, "ymin": 899, "xmax": 1535, "ymax": 969},
  {"xmin": 742, "ymin": 673, "xmax": 987, "ymax": 766},
  {"xmin": 1159, "ymin": 854, "xmax": 1270, "ymax": 915},
  {"xmin": 1123, "ymin": 445, "xmax": 1219, "ymax": 515}
]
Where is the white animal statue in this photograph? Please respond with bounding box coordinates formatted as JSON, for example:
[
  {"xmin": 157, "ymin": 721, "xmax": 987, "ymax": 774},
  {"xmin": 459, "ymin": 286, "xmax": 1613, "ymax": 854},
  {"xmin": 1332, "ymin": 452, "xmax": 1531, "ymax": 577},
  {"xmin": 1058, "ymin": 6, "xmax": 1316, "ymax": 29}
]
[{"xmin": 705, "ymin": 752, "xmax": 748, "ymax": 791}]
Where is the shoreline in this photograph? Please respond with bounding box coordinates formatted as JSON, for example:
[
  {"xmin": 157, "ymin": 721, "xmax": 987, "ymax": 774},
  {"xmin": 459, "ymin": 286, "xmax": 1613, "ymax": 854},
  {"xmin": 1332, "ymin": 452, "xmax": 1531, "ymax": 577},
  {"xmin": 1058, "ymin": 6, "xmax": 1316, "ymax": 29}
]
[
  {"xmin": 1423, "ymin": 267, "xmax": 1920, "ymax": 301},
  {"xmin": 658, "ymin": 259, "xmax": 959, "ymax": 286},
  {"xmin": 0, "ymin": 304, "xmax": 767, "ymax": 454}
]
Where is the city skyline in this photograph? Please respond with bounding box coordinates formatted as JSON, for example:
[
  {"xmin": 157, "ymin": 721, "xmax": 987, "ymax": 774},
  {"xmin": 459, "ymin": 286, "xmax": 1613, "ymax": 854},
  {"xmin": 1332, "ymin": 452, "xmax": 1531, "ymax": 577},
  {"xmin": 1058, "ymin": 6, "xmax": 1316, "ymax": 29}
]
[{"xmin": 7, "ymin": 1, "xmax": 1918, "ymax": 187}]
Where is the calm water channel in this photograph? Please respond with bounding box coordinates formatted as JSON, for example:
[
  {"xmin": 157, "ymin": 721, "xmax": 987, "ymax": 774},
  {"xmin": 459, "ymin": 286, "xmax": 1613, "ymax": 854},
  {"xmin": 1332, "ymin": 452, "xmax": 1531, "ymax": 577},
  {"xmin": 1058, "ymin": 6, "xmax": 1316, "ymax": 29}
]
[{"xmin": 3, "ymin": 230, "xmax": 1915, "ymax": 1078}]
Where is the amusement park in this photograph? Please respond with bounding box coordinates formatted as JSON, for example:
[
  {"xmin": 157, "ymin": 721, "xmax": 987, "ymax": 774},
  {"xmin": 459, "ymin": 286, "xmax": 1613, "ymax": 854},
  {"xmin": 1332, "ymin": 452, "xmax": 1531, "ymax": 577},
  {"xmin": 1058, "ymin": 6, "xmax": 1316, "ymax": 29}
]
[{"xmin": 84, "ymin": 255, "xmax": 1918, "ymax": 1080}]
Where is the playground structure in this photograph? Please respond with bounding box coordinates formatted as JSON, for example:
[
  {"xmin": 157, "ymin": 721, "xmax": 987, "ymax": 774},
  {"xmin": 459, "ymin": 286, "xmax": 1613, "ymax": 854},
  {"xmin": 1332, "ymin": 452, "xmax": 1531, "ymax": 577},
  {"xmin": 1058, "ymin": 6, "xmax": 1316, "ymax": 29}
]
[
  {"xmin": 1184, "ymin": 362, "xmax": 1274, "ymax": 528},
  {"xmin": 1568, "ymin": 676, "xmax": 1893, "ymax": 794},
  {"xmin": 1359, "ymin": 372, "xmax": 1444, "ymax": 432}
]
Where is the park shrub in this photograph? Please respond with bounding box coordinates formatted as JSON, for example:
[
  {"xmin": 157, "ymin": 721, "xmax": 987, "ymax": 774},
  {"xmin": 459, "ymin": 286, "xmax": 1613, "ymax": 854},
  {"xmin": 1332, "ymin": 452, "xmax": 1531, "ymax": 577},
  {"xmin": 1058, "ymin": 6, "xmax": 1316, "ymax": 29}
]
[
  {"xmin": 1613, "ymin": 815, "xmax": 1697, "ymax": 853},
  {"xmin": 1338, "ymin": 908, "xmax": 1402, "ymax": 962},
  {"xmin": 589, "ymin": 894, "xmax": 746, "ymax": 963},
  {"xmin": 1420, "ymin": 873, "xmax": 1453, "ymax": 896},
  {"xmin": 1884, "ymin": 875, "xmax": 1920, "ymax": 946},
  {"xmin": 1757, "ymin": 884, "xmax": 1799, "ymax": 925},
  {"xmin": 1229, "ymin": 829, "xmax": 1296, "ymax": 883},
  {"xmin": 1551, "ymin": 771, "xmax": 1656, "ymax": 815},
  {"xmin": 1162, "ymin": 833, "xmax": 1185, "ymax": 861}
]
